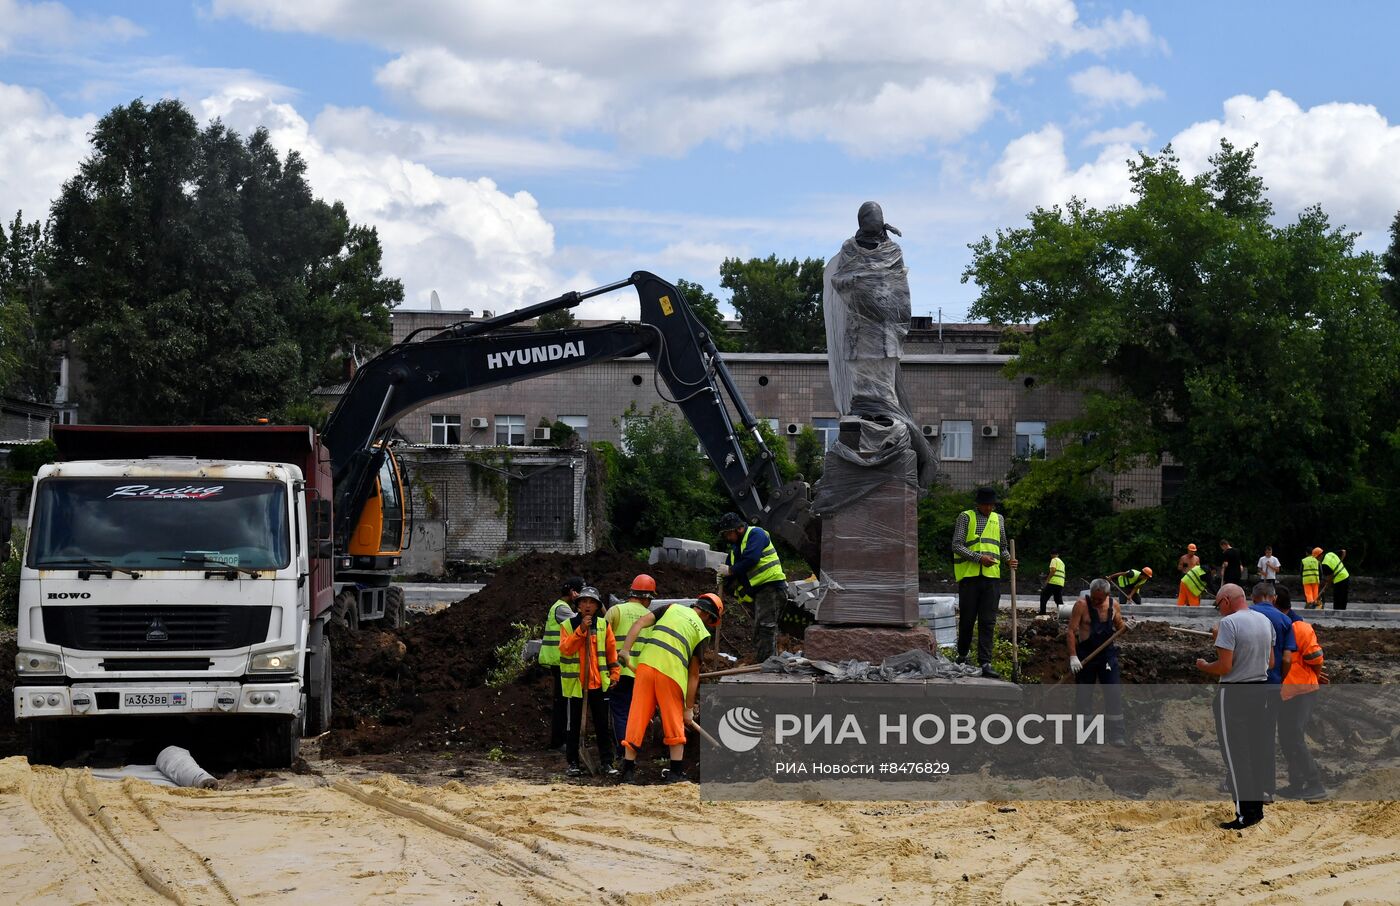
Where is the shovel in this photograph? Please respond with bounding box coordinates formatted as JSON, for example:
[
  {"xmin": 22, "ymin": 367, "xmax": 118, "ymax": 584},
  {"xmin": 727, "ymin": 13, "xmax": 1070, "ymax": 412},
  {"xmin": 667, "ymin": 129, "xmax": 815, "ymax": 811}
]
[
  {"xmin": 1009, "ymin": 539, "xmax": 1020, "ymax": 683},
  {"xmin": 576, "ymin": 621, "xmax": 601, "ymax": 777}
]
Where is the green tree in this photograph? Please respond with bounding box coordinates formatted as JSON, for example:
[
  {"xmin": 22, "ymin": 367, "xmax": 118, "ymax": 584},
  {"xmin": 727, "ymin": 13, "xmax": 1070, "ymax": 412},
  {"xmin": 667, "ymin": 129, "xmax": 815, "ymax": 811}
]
[
  {"xmin": 0, "ymin": 213, "xmax": 56, "ymax": 401},
  {"xmin": 720, "ymin": 255, "xmax": 826, "ymax": 352},
  {"xmin": 673, "ymin": 278, "xmax": 735, "ymax": 351},
  {"xmin": 604, "ymin": 404, "xmax": 728, "ymax": 552},
  {"xmin": 964, "ymin": 141, "xmax": 1399, "ymax": 553},
  {"xmin": 45, "ymin": 99, "xmax": 402, "ymax": 424},
  {"xmin": 535, "ymin": 308, "xmax": 578, "ymax": 331}
]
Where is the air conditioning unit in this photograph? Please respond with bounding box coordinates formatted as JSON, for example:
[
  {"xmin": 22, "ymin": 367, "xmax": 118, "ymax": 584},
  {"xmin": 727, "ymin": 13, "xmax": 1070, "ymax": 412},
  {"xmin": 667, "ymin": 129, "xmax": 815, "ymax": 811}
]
[
  {"xmin": 785, "ymin": 423, "xmax": 801, "ymax": 435},
  {"xmin": 921, "ymin": 424, "xmax": 938, "ymax": 437},
  {"xmin": 981, "ymin": 424, "xmax": 999, "ymax": 438},
  {"xmin": 533, "ymin": 427, "xmax": 551, "ymax": 441},
  {"xmin": 469, "ymin": 417, "xmax": 488, "ymax": 429}
]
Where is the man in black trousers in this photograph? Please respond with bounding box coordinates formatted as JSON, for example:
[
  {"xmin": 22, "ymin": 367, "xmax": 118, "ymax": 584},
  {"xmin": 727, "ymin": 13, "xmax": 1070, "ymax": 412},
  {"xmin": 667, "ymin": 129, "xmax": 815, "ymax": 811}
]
[{"xmin": 951, "ymin": 487, "xmax": 1017, "ymax": 678}]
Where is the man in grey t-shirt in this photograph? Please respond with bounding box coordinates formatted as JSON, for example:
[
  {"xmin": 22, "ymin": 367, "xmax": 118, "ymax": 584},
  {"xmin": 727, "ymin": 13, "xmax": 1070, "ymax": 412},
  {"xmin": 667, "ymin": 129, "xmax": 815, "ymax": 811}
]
[{"xmin": 1197, "ymin": 583, "xmax": 1276, "ymax": 828}]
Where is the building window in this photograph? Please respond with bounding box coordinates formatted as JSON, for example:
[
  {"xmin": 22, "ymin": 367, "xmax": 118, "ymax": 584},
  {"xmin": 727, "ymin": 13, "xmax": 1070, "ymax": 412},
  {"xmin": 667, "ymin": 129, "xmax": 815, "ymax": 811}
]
[
  {"xmin": 812, "ymin": 417, "xmax": 839, "ymax": 451},
  {"xmin": 1161, "ymin": 464, "xmax": 1187, "ymax": 503},
  {"xmin": 558, "ymin": 415, "xmax": 589, "ymax": 443},
  {"xmin": 1014, "ymin": 421, "xmax": 1047, "ymax": 460},
  {"xmin": 940, "ymin": 420, "xmax": 973, "ymax": 461},
  {"xmin": 495, "ymin": 414, "xmax": 526, "ymax": 446},
  {"xmin": 764, "ymin": 418, "xmax": 780, "ymax": 436},
  {"xmin": 430, "ymin": 414, "xmax": 461, "ymax": 445}
]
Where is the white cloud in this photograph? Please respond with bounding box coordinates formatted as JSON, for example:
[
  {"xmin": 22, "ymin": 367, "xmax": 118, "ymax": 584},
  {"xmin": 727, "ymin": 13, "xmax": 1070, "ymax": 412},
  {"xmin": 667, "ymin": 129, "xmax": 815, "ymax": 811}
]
[
  {"xmin": 199, "ymin": 87, "xmax": 559, "ymax": 310},
  {"xmin": 212, "ymin": 0, "xmax": 1160, "ymax": 156},
  {"xmin": 0, "ymin": 0, "xmax": 142, "ymax": 53},
  {"xmin": 983, "ymin": 91, "xmax": 1400, "ymax": 240},
  {"xmin": 1083, "ymin": 121, "xmax": 1153, "ymax": 146},
  {"xmin": 981, "ymin": 124, "xmax": 1136, "ymax": 211},
  {"xmin": 1068, "ymin": 66, "xmax": 1163, "ymax": 107},
  {"xmin": 0, "ymin": 82, "xmax": 94, "ymax": 222}
]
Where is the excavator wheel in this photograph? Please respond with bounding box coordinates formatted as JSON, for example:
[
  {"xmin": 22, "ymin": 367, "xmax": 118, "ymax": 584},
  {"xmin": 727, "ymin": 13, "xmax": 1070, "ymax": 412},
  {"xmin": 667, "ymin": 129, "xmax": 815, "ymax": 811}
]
[
  {"xmin": 332, "ymin": 587, "xmax": 359, "ymax": 631},
  {"xmin": 384, "ymin": 586, "xmax": 406, "ymax": 629}
]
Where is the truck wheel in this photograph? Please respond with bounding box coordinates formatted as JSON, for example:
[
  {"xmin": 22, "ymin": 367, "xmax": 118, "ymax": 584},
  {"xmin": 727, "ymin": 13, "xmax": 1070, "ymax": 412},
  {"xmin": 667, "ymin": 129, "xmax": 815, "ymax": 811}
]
[
  {"xmin": 384, "ymin": 586, "xmax": 406, "ymax": 629},
  {"xmin": 333, "ymin": 587, "xmax": 359, "ymax": 631},
  {"xmin": 251, "ymin": 717, "xmax": 301, "ymax": 769},
  {"xmin": 305, "ymin": 631, "xmax": 333, "ymax": 736},
  {"xmin": 28, "ymin": 722, "xmax": 78, "ymax": 767}
]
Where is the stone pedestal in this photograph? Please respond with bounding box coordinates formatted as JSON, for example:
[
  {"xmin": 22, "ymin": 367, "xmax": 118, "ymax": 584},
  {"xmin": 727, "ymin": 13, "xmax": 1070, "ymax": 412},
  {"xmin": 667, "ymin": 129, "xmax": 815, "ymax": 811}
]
[
  {"xmin": 815, "ymin": 440, "xmax": 919, "ymax": 626},
  {"xmin": 803, "ymin": 625, "xmax": 934, "ymax": 663}
]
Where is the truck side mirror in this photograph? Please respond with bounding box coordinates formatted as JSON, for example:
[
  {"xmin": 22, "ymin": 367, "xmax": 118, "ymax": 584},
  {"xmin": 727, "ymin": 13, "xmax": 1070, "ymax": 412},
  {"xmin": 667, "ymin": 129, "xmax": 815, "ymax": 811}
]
[
  {"xmin": 315, "ymin": 539, "xmax": 334, "ymax": 560},
  {"xmin": 311, "ymin": 498, "xmax": 333, "ymax": 542}
]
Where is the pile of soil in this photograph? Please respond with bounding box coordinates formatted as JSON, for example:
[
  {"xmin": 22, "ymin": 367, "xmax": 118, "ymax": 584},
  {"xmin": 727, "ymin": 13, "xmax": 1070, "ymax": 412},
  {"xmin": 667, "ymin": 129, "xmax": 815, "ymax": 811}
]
[{"xmin": 324, "ymin": 550, "xmax": 724, "ymax": 756}]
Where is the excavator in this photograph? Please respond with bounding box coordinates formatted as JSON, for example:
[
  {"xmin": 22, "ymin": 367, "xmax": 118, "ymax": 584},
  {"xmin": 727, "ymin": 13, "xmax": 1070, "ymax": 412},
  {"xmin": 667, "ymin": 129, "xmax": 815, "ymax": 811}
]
[{"xmin": 322, "ymin": 270, "xmax": 821, "ymax": 629}]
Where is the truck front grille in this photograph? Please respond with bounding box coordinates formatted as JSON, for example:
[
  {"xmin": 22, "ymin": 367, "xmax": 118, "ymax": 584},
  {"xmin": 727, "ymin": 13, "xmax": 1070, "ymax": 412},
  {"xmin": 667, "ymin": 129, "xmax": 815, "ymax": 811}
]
[{"xmin": 43, "ymin": 605, "xmax": 274, "ymax": 651}]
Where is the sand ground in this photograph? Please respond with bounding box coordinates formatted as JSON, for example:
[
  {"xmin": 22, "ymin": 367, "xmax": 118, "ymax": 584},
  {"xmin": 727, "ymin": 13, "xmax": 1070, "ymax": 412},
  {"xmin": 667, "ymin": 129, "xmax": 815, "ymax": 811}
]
[{"xmin": 2, "ymin": 755, "xmax": 1397, "ymax": 906}]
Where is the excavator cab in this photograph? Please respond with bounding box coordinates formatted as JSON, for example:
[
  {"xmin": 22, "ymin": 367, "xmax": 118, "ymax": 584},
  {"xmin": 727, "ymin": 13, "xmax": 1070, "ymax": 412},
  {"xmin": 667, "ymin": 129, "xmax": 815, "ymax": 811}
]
[{"xmin": 346, "ymin": 446, "xmax": 407, "ymax": 562}]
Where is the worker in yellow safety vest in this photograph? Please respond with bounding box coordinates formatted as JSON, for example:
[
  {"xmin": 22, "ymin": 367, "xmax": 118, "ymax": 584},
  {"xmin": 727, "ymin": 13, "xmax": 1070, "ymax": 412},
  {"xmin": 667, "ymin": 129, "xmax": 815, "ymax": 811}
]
[
  {"xmin": 1178, "ymin": 563, "xmax": 1208, "ymax": 607},
  {"xmin": 718, "ymin": 512, "xmax": 786, "ymax": 662},
  {"xmin": 1039, "ymin": 550, "xmax": 1066, "ymax": 615},
  {"xmin": 1319, "ymin": 549, "xmax": 1350, "ymax": 611},
  {"xmin": 540, "ymin": 576, "xmax": 585, "ymax": 750},
  {"xmin": 1301, "ymin": 547, "xmax": 1322, "ymax": 609},
  {"xmin": 557, "ymin": 587, "xmax": 620, "ymax": 777},
  {"xmin": 1107, "ymin": 567, "xmax": 1153, "ymax": 605},
  {"xmin": 617, "ymin": 593, "xmax": 723, "ymax": 784},
  {"xmin": 951, "ymin": 487, "xmax": 1017, "ymax": 678},
  {"xmin": 605, "ymin": 574, "xmax": 656, "ymax": 748}
]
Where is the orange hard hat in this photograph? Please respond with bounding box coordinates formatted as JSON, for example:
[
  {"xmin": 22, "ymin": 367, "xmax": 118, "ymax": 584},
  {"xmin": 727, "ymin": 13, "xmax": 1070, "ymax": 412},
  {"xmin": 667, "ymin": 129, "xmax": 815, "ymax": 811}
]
[
  {"xmin": 1312, "ymin": 547, "xmax": 1323, "ymax": 558},
  {"xmin": 1142, "ymin": 567, "xmax": 1153, "ymax": 578},
  {"xmin": 695, "ymin": 592, "xmax": 725, "ymax": 623},
  {"xmin": 630, "ymin": 573, "xmax": 657, "ymax": 596},
  {"xmin": 1187, "ymin": 543, "xmax": 1197, "ymax": 552}
]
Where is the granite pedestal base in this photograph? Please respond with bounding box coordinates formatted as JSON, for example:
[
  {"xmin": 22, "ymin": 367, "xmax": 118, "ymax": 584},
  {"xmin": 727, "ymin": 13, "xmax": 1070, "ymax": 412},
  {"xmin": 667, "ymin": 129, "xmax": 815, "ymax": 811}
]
[{"xmin": 803, "ymin": 625, "xmax": 934, "ymax": 663}]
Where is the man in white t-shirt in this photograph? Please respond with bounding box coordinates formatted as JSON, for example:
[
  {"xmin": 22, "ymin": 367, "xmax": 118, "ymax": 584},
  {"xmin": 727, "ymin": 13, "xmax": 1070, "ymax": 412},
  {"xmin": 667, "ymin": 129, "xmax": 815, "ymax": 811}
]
[
  {"xmin": 1257, "ymin": 546, "xmax": 1281, "ymax": 591},
  {"xmin": 1197, "ymin": 583, "xmax": 1276, "ymax": 829}
]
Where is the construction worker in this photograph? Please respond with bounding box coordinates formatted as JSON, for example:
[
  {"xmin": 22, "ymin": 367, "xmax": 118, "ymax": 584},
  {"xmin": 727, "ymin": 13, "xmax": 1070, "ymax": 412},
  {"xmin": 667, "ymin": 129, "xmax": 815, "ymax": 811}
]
[
  {"xmin": 1275, "ymin": 588, "xmax": 1326, "ymax": 800},
  {"xmin": 1249, "ymin": 581, "xmax": 1295, "ymax": 802},
  {"xmin": 557, "ymin": 586, "xmax": 620, "ymax": 777},
  {"xmin": 1107, "ymin": 566, "xmax": 1152, "ymax": 605},
  {"xmin": 1067, "ymin": 578, "xmax": 1127, "ymax": 746},
  {"xmin": 1256, "ymin": 546, "xmax": 1280, "ymax": 591},
  {"xmin": 1301, "ymin": 547, "xmax": 1323, "ymax": 609},
  {"xmin": 952, "ymin": 487, "xmax": 1017, "ymax": 678},
  {"xmin": 718, "ymin": 512, "xmax": 786, "ymax": 662},
  {"xmin": 1177, "ymin": 542, "xmax": 1200, "ymax": 576},
  {"xmin": 1219, "ymin": 539, "xmax": 1243, "ymax": 588},
  {"xmin": 605, "ymin": 574, "xmax": 655, "ymax": 748},
  {"xmin": 1039, "ymin": 550, "xmax": 1066, "ymax": 616},
  {"xmin": 617, "ymin": 593, "xmax": 723, "ymax": 784},
  {"xmin": 1196, "ymin": 583, "xmax": 1275, "ymax": 830},
  {"xmin": 1319, "ymin": 549, "xmax": 1350, "ymax": 611},
  {"xmin": 540, "ymin": 576, "xmax": 585, "ymax": 751},
  {"xmin": 1178, "ymin": 561, "xmax": 1208, "ymax": 607}
]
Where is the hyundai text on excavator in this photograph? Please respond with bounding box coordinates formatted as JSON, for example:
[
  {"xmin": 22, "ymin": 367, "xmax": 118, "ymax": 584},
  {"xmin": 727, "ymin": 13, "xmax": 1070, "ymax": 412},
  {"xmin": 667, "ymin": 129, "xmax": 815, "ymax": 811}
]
[{"xmin": 13, "ymin": 272, "xmax": 817, "ymax": 766}]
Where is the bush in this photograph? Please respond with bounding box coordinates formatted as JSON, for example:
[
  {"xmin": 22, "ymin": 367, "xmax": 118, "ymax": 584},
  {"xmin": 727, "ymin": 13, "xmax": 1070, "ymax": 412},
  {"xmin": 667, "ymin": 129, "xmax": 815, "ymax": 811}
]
[
  {"xmin": 7, "ymin": 440, "xmax": 55, "ymax": 475},
  {"xmin": 486, "ymin": 621, "xmax": 537, "ymax": 688},
  {"xmin": 0, "ymin": 528, "xmax": 23, "ymax": 626}
]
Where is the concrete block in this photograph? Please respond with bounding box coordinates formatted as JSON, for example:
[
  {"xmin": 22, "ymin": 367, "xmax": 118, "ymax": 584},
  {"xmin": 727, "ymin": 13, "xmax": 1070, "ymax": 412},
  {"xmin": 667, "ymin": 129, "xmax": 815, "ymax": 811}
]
[
  {"xmin": 662, "ymin": 537, "xmax": 685, "ymax": 550},
  {"xmin": 662, "ymin": 537, "xmax": 710, "ymax": 551},
  {"xmin": 705, "ymin": 550, "xmax": 729, "ymax": 570},
  {"xmin": 803, "ymin": 625, "xmax": 934, "ymax": 663},
  {"xmin": 648, "ymin": 547, "xmax": 663, "ymax": 565}
]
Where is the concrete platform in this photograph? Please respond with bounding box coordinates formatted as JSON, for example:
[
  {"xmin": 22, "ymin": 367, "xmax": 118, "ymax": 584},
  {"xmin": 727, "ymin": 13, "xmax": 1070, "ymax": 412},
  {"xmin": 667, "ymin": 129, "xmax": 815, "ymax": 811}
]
[{"xmin": 720, "ymin": 672, "xmax": 1022, "ymax": 702}]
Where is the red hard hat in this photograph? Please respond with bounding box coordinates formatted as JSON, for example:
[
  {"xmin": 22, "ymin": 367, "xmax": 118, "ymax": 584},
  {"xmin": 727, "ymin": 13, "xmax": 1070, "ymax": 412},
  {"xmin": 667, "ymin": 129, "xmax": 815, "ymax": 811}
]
[
  {"xmin": 1187, "ymin": 543, "xmax": 1197, "ymax": 552},
  {"xmin": 1312, "ymin": 547, "xmax": 1323, "ymax": 558},
  {"xmin": 1142, "ymin": 566, "xmax": 1153, "ymax": 578},
  {"xmin": 695, "ymin": 592, "xmax": 725, "ymax": 622},
  {"xmin": 630, "ymin": 574, "xmax": 657, "ymax": 596}
]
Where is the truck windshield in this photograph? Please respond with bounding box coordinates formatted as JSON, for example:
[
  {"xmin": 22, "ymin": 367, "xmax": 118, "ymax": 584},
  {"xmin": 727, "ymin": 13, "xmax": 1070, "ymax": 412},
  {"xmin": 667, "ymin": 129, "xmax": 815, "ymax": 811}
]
[{"xmin": 28, "ymin": 478, "xmax": 290, "ymax": 571}]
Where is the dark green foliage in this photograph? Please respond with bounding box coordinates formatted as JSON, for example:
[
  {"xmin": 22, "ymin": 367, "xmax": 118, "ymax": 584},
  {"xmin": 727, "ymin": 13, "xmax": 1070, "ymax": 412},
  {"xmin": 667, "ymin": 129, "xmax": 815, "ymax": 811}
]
[
  {"xmin": 44, "ymin": 99, "xmax": 402, "ymax": 424},
  {"xmin": 673, "ymin": 278, "xmax": 735, "ymax": 351},
  {"xmin": 7, "ymin": 439, "xmax": 57, "ymax": 475},
  {"xmin": 965, "ymin": 141, "xmax": 1400, "ymax": 573},
  {"xmin": 0, "ymin": 213, "xmax": 56, "ymax": 402},
  {"xmin": 720, "ymin": 255, "xmax": 827, "ymax": 353},
  {"xmin": 535, "ymin": 308, "xmax": 578, "ymax": 331},
  {"xmin": 793, "ymin": 425, "xmax": 825, "ymax": 483},
  {"xmin": 0, "ymin": 529, "xmax": 22, "ymax": 626}
]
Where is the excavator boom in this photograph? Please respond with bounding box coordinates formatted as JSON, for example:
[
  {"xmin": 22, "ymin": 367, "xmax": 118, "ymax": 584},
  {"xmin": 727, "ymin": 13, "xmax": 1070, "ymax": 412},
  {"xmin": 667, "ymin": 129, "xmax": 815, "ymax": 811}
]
[{"xmin": 322, "ymin": 271, "xmax": 819, "ymax": 567}]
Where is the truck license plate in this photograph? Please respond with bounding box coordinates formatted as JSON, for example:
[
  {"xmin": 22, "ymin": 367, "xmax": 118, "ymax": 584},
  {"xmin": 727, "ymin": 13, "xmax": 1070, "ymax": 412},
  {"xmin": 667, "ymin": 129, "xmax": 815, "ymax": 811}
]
[{"xmin": 124, "ymin": 692, "xmax": 186, "ymax": 708}]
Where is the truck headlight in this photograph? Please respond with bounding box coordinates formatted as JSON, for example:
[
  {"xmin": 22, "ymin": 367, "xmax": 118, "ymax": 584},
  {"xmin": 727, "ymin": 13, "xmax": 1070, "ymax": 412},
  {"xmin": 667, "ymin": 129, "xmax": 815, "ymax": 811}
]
[
  {"xmin": 248, "ymin": 648, "xmax": 297, "ymax": 673},
  {"xmin": 16, "ymin": 650, "xmax": 63, "ymax": 675}
]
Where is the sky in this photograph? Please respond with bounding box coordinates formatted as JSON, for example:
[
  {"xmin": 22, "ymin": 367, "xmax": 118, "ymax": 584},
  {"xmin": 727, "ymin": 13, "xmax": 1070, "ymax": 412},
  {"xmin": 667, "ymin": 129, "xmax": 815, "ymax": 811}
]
[{"xmin": 3, "ymin": 1, "xmax": 1400, "ymax": 322}]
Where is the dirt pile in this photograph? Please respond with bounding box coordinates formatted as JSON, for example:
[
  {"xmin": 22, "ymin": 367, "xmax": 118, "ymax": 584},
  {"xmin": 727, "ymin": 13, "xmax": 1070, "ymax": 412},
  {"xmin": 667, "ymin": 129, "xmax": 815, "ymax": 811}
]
[{"xmin": 325, "ymin": 550, "xmax": 723, "ymax": 756}]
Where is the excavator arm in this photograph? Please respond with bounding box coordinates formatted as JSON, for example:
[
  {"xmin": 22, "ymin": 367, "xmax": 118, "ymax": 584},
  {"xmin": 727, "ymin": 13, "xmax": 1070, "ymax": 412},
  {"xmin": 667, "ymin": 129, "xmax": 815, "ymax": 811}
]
[{"xmin": 322, "ymin": 271, "xmax": 819, "ymax": 567}]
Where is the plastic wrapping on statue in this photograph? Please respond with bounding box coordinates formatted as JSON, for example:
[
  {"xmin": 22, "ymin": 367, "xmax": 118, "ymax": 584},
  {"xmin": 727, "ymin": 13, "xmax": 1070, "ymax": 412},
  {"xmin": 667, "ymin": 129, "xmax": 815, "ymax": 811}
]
[
  {"xmin": 811, "ymin": 471, "xmax": 920, "ymax": 624},
  {"xmin": 820, "ymin": 215, "xmax": 938, "ymax": 500},
  {"xmin": 810, "ymin": 435, "xmax": 918, "ymax": 516}
]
